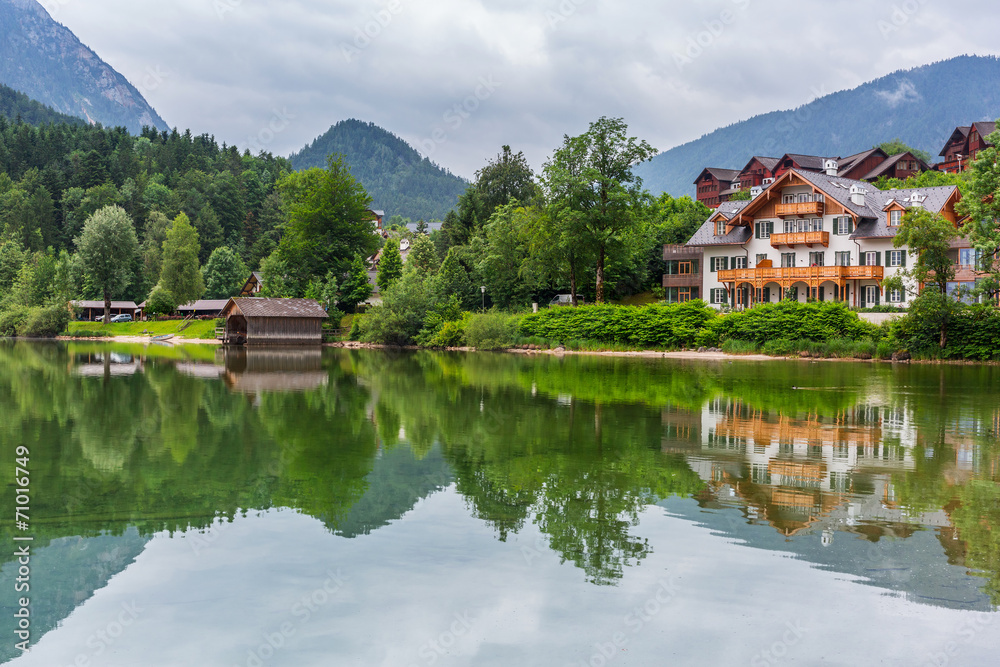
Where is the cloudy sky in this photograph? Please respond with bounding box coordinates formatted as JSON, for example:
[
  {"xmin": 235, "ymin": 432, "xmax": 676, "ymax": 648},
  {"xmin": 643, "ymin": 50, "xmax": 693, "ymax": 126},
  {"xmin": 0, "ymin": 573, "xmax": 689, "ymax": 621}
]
[{"xmin": 44, "ymin": 0, "xmax": 999, "ymax": 179}]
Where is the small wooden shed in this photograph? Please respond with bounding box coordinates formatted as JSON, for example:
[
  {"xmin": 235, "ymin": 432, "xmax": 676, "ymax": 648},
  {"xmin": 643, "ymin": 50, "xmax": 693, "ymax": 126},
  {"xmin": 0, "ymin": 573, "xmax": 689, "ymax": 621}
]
[{"xmin": 219, "ymin": 298, "xmax": 328, "ymax": 346}]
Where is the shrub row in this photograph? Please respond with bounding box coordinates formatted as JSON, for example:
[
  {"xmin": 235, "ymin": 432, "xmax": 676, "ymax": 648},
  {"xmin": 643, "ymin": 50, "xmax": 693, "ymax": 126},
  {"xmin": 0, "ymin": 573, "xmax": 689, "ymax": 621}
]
[
  {"xmin": 518, "ymin": 301, "xmax": 717, "ymax": 349},
  {"xmin": 0, "ymin": 305, "xmax": 72, "ymax": 338},
  {"xmin": 701, "ymin": 300, "xmax": 879, "ymax": 347}
]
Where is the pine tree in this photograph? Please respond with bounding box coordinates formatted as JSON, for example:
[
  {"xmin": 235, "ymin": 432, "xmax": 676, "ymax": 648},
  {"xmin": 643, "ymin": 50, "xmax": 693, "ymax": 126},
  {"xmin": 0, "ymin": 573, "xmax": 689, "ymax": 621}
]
[
  {"xmin": 377, "ymin": 238, "xmax": 403, "ymax": 292},
  {"xmin": 339, "ymin": 254, "xmax": 373, "ymax": 312}
]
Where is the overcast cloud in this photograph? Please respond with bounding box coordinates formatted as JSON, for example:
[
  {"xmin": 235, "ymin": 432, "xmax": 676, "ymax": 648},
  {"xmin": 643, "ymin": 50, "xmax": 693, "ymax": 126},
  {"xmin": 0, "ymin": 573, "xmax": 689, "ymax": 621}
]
[{"xmin": 41, "ymin": 0, "xmax": 1000, "ymax": 179}]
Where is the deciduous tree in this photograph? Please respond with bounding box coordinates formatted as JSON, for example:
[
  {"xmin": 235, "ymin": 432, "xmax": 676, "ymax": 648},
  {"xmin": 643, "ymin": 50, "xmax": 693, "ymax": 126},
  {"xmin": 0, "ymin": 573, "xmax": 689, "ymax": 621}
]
[
  {"xmin": 75, "ymin": 205, "xmax": 139, "ymax": 322},
  {"xmin": 157, "ymin": 212, "xmax": 205, "ymax": 306}
]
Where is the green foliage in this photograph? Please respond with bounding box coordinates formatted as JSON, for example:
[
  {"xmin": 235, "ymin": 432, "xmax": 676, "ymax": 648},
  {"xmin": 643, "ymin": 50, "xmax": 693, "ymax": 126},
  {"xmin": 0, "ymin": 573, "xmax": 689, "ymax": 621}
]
[
  {"xmin": 877, "ymin": 138, "xmax": 932, "ymax": 163},
  {"xmin": 288, "ymin": 119, "xmax": 466, "ymax": 221},
  {"xmin": 339, "ymin": 254, "xmax": 373, "ymax": 312},
  {"xmin": 707, "ymin": 301, "xmax": 878, "ymax": 346},
  {"xmin": 0, "ymin": 306, "xmax": 29, "ymax": 336},
  {"xmin": 0, "ymin": 83, "xmax": 87, "ymax": 126},
  {"xmin": 463, "ymin": 311, "xmax": 520, "ymax": 350},
  {"xmin": 74, "ymin": 205, "xmax": 139, "ymax": 316},
  {"xmin": 434, "ymin": 247, "xmax": 478, "ymax": 310},
  {"xmin": 519, "ymin": 301, "xmax": 717, "ymax": 349},
  {"xmin": 276, "ymin": 155, "xmax": 378, "ymax": 290},
  {"xmin": 473, "ymin": 145, "xmax": 536, "ymax": 212},
  {"xmin": 145, "ymin": 285, "xmax": 177, "ymax": 317},
  {"xmin": 889, "ymin": 303, "xmax": 1000, "ymax": 360},
  {"xmin": 157, "ymin": 212, "xmax": 204, "ymax": 306},
  {"xmin": 416, "ymin": 295, "xmax": 464, "ymax": 347},
  {"xmin": 406, "ymin": 233, "xmax": 438, "ymax": 276},
  {"xmin": 377, "ymin": 238, "xmax": 403, "ymax": 292},
  {"xmin": 541, "ymin": 116, "xmax": 657, "ymax": 303},
  {"xmin": 356, "ymin": 271, "xmax": 436, "ymax": 345},
  {"xmin": 17, "ymin": 304, "xmax": 70, "ymax": 337},
  {"xmin": 202, "ymin": 246, "xmax": 247, "ymax": 299}
]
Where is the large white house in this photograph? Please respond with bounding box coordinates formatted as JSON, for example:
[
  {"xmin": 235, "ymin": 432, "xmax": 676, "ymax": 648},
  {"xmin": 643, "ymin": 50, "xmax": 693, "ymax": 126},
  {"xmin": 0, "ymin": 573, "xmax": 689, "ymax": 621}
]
[{"xmin": 685, "ymin": 163, "xmax": 965, "ymax": 309}]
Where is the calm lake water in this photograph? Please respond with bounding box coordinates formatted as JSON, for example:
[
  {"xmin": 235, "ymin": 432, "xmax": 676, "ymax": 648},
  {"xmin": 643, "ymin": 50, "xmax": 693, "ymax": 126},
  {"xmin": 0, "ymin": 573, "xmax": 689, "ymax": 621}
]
[{"xmin": 1, "ymin": 341, "xmax": 998, "ymax": 666}]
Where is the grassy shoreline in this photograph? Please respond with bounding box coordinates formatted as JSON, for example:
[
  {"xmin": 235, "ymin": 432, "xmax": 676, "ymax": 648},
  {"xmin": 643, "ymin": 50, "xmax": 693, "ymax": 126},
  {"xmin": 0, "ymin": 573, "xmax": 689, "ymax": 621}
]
[{"xmin": 65, "ymin": 319, "xmax": 220, "ymax": 340}]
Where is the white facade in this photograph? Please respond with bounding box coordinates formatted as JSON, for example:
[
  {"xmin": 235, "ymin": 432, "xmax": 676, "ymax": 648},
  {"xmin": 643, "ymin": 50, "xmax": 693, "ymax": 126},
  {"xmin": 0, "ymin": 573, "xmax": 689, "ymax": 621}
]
[{"xmin": 690, "ymin": 172, "xmax": 960, "ymax": 309}]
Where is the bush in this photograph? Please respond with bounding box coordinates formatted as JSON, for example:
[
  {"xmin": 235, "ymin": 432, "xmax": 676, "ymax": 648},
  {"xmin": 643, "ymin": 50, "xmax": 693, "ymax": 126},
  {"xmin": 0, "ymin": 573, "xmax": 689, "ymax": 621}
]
[
  {"xmin": 358, "ymin": 271, "xmax": 435, "ymax": 345},
  {"xmin": 146, "ymin": 286, "xmax": 177, "ymax": 317},
  {"xmin": 0, "ymin": 306, "xmax": 30, "ymax": 336},
  {"xmin": 709, "ymin": 300, "xmax": 878, "ymax": 346},
  {"xmin": 464, "ymin": 311, "xmax": 520, "ymax": 350},
  {"xmin": 518, "ymin": 301, "xmax": 717, "ymax": 349},
  {"xmin": 18, "ymin": 305, "xmax": 72, "ymax": 338}
]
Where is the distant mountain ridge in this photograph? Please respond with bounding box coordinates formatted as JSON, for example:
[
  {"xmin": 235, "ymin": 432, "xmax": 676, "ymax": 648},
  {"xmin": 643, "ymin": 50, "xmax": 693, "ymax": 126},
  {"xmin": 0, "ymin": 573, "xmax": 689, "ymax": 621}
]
[
  {"xmin": 290, "ymin": 119, "xmax": 467, "ymax": 221},
  {"xmin": 0, "ymin": 0, "xmax": 168, "ymax": 133},
  {"xmin": 635, "ymin": 55, "xmax": 1000, "ymax": 197}
]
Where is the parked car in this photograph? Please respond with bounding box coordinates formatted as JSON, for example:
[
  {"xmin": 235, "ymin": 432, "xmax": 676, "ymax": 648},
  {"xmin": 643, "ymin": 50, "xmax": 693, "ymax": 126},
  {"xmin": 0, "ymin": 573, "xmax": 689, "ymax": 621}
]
[{"xmin": 110, "ymin": 314, "xmax": 133, "ymax": 323}]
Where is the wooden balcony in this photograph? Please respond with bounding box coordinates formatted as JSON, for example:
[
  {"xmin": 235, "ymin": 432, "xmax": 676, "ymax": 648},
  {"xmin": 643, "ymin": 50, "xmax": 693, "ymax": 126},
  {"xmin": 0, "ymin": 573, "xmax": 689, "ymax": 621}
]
[
  {"xmin": 770, "ymin": 231, "xmax": 829, "ymax": 248},
  {"xmin": 717, "ymin": 265, "xmax": 884, "ymax": 284},
  {"xmin": 775, "ymin": 201, "xmax": 824, "ymax": 217}
]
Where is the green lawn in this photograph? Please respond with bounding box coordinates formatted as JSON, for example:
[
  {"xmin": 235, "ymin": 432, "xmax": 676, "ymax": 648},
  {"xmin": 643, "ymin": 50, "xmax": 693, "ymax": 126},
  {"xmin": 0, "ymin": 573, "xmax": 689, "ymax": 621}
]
[{"xmin": 66, "ymin": 319, "xmax": 220, "ymax": 340}]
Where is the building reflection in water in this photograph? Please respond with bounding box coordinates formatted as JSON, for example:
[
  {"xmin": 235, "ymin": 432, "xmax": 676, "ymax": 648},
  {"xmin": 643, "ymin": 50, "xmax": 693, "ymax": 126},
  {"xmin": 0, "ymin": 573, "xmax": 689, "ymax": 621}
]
[{"xmin": 220, "ymin": 346, "xmax": 328, "ymax": 395}]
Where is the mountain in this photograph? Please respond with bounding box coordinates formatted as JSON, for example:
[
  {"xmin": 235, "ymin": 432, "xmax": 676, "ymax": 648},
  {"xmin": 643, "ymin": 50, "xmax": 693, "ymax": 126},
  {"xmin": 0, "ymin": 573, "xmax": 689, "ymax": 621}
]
[
  {"xmin": 0, "ymin": 0, "xmax": 168, "ymax": 133},
  {"xmin": 0, "ymin": 81, "xmax": 85, "ymax": 125},
  {"xmin": 289, "ymin": 119, "xmax": 468, "ymax": 221},
  {"xmin": 635, "ymin": 55, "xmax": 1000, "ymax": 197}
]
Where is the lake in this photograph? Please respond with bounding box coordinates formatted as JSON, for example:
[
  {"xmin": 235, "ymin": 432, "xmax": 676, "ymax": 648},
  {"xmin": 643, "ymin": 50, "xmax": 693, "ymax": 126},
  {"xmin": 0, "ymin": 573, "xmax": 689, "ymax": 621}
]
[{"xmin": 1, "ymin": 341, "xmax": 998, "ymax": 666}]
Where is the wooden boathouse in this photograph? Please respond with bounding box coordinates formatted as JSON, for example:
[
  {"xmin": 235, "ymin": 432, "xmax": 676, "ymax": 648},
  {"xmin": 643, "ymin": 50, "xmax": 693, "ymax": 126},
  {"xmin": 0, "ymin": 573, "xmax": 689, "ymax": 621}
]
[{"xmin": 219, "ymin": 298, "xmax": 328, "ymax": 345}]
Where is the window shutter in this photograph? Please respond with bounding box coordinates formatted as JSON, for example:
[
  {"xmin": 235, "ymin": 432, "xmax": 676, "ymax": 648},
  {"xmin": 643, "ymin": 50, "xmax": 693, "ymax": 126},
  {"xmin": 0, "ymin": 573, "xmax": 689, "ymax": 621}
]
[
  {"xmin": 875, "ymin": 289, "xmax": 881, "ymax": 306},
  {"xmin": 763, "ymin": 287, "xmax": 770, "ymax": 302},
  {"xmin": 724, "ymin": 257, "xmax": 729, "ymax": 271},
  {"xmin": 876, "ymin": 252, "xmax": 882, "ymax": 266},
  {"xmin": 767, "ymin": 221, "xmax": 773, "ymax": 236},
  {"xmin": 834, "ymin": 217, "xmax": 842, "ymax": 235},
  {"xmin": 860, "ymin": 289, "xmax": 867, "ymax": 308},
  {"xmin": 755, "ymin": 224, "xmax": 760, "ymax": 239},
  {"xmin": 901, "ymin": 250, "xmax": 907, "ymax": 267},
  {"xmin": 848, "ymin": 218, "xmax": 854, "ymax": 234},
  {"xmin": 709, "ymin": 257, "xmax": 716, "ymax": 273},
  {"xmin": 859, "ymin": 253, "xmax": 866, "ymax": 266},
  {"xmin": 819, "ymin": 287, "xmax": 825, "ymax": 301}
]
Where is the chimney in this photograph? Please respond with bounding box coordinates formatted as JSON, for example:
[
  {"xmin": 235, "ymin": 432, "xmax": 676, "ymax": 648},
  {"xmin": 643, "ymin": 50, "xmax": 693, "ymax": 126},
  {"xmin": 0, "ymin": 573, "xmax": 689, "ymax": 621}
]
[
  {"xmin": 824, "ymin": 159, "xmax": 839, "ymax": 176},
  {"xmin": 849, "ymin": 184, "xmax": 866, "ymax": 206},
  {"xmin": 910, "ymin": 193, "xmax": 926, "ymax": 208},
  {"xmin": 750, "ymin": 186, "xmax": 763, "ymax": 199}
]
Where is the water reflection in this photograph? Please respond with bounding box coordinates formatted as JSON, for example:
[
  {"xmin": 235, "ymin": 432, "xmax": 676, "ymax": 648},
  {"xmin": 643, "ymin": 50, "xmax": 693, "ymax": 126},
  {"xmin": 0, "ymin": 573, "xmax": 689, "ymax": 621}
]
[{"xmin": 1, "ymin": 343, "xmax": 998, "ymax": 661}]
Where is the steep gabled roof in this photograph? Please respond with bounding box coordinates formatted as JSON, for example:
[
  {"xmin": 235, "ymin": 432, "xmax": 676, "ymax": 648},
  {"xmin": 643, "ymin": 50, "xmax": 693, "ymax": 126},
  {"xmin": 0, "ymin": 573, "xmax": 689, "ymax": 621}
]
[
  {"xmin": 971, "ymin": 121, "xmax": 997, "ymax": 142},
  {"xmin": 781, "ymin": 154, "xmax": 834, "ymax": 171},
  {"xmin": 851, "ymin": 185, "xmax": 961, "ymax": 239},
  {"xmin": 222, "ymin": 298, "xmax": 329, "ymax": 319},
  {"xmin": 782, "ymin": 169, "xmax": 875, "ymax": 218},
  {"xmin": 939, "ymin": 126, "xmax": 971, "ymax": 156},
  {"xmin": 686, "ymin": 201, "xmax": 753, "ymax": 247},
  {"xmin": 837, "ymin": 148, "xmax": 887, "ymax": 177},
  {"xmin": 694, "ymin": 167, "xmax": 740, "ymax": 184},
  {"xmin": 860, "ymin": 152, "xmax": 930, "ymax": 181},
  {"xmin": 738, "ymin": 156, "xmax": 781, "ymax": 174}
]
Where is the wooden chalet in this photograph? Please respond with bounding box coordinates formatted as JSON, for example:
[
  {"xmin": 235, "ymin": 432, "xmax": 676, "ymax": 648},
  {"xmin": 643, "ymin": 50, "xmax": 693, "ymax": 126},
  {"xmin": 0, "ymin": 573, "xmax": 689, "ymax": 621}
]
[
  {"xmin": 239, "ymin": 272, "xmax": 264, "ymax": 297},
  {"xmin": 937, "ymin": 122, "xmax": 996, "ymax": 173},
  {"xmin": 662, "ymin": 244, "xmax": 703, "ymax": 303},
  {"xmin": 219, "ymin": 298, "xmax": 328, "ymax": 345},
  {"xmin": 859, "ymin": 151, "xmax": 929, "ymax": 181},
  {"xmin": 694, "ymin": 167, "xmax": 741, "ymax": 208},
  {"xmin": 687, "ymin": 165, "xmax": 963, "ymax": 309},
  {"xmin": 737, "ymin": 156, "xmax": 781, "ymax": 190}
]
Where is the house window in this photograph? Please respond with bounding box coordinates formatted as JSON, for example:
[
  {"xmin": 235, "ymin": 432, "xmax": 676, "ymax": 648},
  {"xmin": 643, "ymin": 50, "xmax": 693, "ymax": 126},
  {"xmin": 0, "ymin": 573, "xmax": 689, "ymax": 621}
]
[
  {"xmin": 889, "ymin": 209, "xmax": 902, "ymax": 226},
  {"xmin": 835, "ymin": 251, "xmax": 851, "ymax": 267},
  {"xmin": 864, "ymin": 251, "xmax": 879, "ymax": 266},
  {"xmin": 781, "ymin": 253, "xmax": 796, "ymax": 268},
  {"xmin": 887, "ymin": 250, "xmax": 905, "ymax": 267},
  {"xmin": 797, "ymin": 219, "xmax": 809, "ymax": 233},
  {"xmin": 836, "ymin": 217, "xmax": 852, "ymax": 235},
  {"xmin": 888, "ymin": 289, "xmax": 903, "ymax": 303},
  {"xmin": 756, "ymin": 253, "xmax": 768, "ymax": 265},
  {"xmin": 734, "ymin": 256, "xmax": 747, "ymax": 269},
  {"xmin": 810, "ymin": 218, "xmax": 823, "ymax": 232},
  {"xmin": 678, "ymin": 261, "xmax": 694, "ymax": 275},
  {"xmin": 715, "ymin": 220, "xmax": 727, "ymax": 235},
  {"xmin": 756, "ymin": 222, "xmax": 771, "ymax": 239},
  {"xmin": 864, "ymin": 285, "xmax": 879, "ymax": 305},
  {"xmin": 678, "ymin": 288, "xmax": 692, "ymax": 303},
  {"xmin": 808, "ymin": 252, "xmax": 825, "ymax": 267},
  {"xmin": 783, "ymin": 220, "xmax": 795, "ymax": 234},
  {"xmin": 711, "ymin": 256, "xmax": 728, "ymax": 272},
  {"xmin": 960, "ymin": 248, "xmax": 983, "ymax": 268},
  {"xmin": 711, "ymin": 288, "xmax": 727, "ymax": 304}
]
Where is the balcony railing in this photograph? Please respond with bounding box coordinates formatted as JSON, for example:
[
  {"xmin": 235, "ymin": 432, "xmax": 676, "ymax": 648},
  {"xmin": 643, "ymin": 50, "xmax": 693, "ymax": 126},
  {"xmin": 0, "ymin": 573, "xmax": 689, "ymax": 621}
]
[
  {"xmin": 775, "ymin": 201, "xmax": 824, "ymax": 217},
  {"xmin": 717, "ymin": 265, "xmax": 884, "ymax": 283},
  {"xmin": 770, "ymin": 231, "xmax": 829, "ymax": 248}
]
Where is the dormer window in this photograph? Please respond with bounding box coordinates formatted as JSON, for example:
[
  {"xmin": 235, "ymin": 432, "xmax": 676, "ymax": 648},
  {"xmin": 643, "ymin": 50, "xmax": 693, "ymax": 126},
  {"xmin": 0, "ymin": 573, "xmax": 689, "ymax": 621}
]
[
  {"xmin": 715, "ymin": 219, "xmax": 727, "ymax": 236},
  {"xmin": 889, "ymin": 209, "xmax": 902, "ymax": 226}
]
